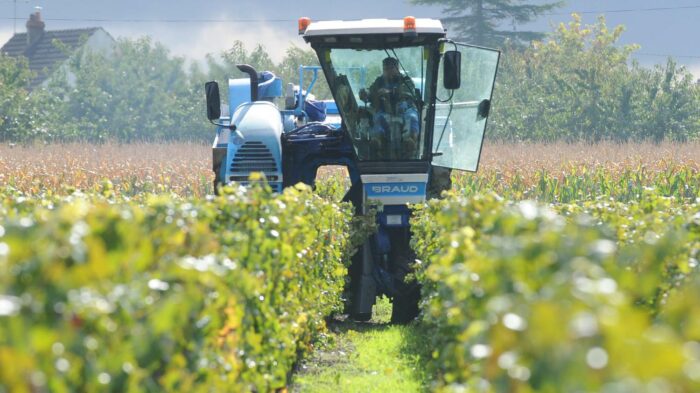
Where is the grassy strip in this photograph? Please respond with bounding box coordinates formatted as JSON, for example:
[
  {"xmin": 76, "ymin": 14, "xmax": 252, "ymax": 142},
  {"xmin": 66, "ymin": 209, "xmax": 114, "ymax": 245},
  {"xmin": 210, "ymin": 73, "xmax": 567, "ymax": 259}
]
[{"xmin": 291, "ymin": 298, "xmax": 430, "ymax": 393}]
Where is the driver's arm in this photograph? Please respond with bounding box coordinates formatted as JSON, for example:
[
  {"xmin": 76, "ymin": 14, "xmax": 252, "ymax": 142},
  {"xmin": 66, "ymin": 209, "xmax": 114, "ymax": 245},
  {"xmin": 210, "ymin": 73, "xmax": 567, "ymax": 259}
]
[
  {"xmin": 398, "ymin": 76, "xmax": 417, "ymax": 104},
  {"xmin": 360, "ymin": 78, "xmax": 382, "ymax": 109}
]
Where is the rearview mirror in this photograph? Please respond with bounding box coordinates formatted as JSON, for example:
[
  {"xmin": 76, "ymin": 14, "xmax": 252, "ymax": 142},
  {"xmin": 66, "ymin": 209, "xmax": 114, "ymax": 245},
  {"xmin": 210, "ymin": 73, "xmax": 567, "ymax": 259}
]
[
  {"xmin": 443, "ymin": 50, "xmax": 461, "ymax": 90},
  {"xmin": 205, "ymin": 81, "xmax": 221, "ymax": 121}
]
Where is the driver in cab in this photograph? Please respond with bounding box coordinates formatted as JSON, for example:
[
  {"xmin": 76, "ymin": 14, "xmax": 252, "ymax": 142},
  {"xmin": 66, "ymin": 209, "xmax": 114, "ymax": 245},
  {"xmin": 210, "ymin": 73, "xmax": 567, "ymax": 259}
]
[{"xmin": 359, "ymin": 57, "xmax": 420, "ymax": 157}]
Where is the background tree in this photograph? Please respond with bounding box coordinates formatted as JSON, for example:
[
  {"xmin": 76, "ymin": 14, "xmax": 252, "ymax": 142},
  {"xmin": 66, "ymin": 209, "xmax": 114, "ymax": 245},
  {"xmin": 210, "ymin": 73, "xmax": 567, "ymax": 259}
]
[
  {"xmin": 488, "ymin": 14, "xmax": 700, "ymax": 142},
  {"xmin": 0, "ymin": 55, "xmax": 40, "ymax": 142},
  {"xmin": 44, "ymin": 37, "xmax": 205, "ymax": 142},
  {"xmin": 410, "ymin": 0, "xmax": 563, "ymax": 47},
  {"xmin": 206, "ymin": 41, "xmax": 275, "ymax": 88},
  {"xmin": 3, "ymin": 20, "xmax": 697, "ymax": 144}
]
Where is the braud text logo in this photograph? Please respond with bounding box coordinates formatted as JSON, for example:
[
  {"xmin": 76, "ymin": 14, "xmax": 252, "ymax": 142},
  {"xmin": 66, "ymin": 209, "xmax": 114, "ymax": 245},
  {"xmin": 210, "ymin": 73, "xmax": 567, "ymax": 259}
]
[{"xmin": 371, "ymin": 185, "xmax": 420, "ymax": 194}]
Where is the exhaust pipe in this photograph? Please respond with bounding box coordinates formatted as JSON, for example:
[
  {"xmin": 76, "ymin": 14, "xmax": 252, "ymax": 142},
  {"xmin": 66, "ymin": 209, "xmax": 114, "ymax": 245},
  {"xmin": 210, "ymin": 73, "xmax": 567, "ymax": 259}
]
[{"xmin": 236, "ymin": 64, "xmax": 259, "ymax": 102}]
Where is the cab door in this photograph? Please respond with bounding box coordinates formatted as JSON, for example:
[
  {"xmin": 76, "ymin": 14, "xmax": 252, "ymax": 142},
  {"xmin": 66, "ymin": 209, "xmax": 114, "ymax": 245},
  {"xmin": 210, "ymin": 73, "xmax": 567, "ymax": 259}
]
[{"xmin": 432, "ymin": 43, "xmax": 500, "ymax": 172}]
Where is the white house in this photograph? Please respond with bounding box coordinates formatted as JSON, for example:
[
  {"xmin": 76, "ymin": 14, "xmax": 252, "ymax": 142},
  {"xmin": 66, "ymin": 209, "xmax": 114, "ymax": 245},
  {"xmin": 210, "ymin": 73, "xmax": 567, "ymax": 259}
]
[{"xmin": 0, "ymin": 11, "xmax": 114, "ymax": 90}]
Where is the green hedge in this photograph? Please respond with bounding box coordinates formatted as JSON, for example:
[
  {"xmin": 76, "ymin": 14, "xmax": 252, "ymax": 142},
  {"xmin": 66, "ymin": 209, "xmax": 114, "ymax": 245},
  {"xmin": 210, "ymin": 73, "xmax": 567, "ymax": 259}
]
[
  {"xmin": 453, "ymin": 165, "xmax": 700, "ymax": 203},
  {"xmin": 411, "ymin": 193, "xmax": 700, "ymax": 392},
  {"xmin": 0, "ymin": 183, "xmax": 352, "ymax": 392}
]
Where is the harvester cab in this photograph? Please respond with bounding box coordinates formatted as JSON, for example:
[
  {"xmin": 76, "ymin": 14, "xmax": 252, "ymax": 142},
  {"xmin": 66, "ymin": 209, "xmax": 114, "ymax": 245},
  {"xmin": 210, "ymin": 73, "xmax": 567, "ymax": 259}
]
[{"xmin": 205, "ymin": 17, "xmax": 500, "ymax": 322}]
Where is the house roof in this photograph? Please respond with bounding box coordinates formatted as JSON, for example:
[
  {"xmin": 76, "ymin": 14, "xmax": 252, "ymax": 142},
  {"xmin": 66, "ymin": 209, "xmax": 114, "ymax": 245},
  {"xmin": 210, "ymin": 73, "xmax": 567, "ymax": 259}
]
[{"xmin": 1, "ymin": 27, "xmax": 103, "ymax": 89}]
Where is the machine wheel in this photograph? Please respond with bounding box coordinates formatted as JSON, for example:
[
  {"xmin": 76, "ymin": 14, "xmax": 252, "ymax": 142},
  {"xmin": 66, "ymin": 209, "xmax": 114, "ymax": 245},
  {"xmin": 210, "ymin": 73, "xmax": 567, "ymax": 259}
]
[
  {"xmin": 346, "ymin": 248, "xmax": 373, "ymax": 322},
  {"xmin": 390, "ymin": 268, "xmax": 420, "ymax": 324},
  {"xmin": 352, "ymin": 312, "xmax": 373, "ymax": 322},
  {"xmin": 391, "ymin": 286, "xmax": 420, "ymax": 324},
  {"xmin": 389, "ymin": 236, "xmax": 421, "ymax": 324}
]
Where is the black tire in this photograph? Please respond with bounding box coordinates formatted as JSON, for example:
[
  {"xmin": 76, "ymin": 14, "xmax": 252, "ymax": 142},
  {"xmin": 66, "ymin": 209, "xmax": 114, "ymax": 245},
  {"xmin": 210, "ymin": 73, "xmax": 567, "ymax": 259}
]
[
  {"xmin": 352, "ymin": 312, "xmax": 372, "ymax": 322},
  {"xmin": 389, "ymin": 230, "xmax": 421, "ymax": 324},
  {"xmin": 391, "ymin": 285, "xmax": 420, "ymax": 324},
  {"xmin": 345, "ymin": 246, "xmax": 374, "ymax": 322}
]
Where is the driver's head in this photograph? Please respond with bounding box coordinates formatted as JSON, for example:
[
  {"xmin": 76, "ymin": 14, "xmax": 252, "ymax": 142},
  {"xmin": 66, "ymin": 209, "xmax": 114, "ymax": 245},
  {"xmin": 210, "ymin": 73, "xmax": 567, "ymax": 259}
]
[{"xmin": 382, "ymin": 57, "xmax": 399, "ymax": 79}]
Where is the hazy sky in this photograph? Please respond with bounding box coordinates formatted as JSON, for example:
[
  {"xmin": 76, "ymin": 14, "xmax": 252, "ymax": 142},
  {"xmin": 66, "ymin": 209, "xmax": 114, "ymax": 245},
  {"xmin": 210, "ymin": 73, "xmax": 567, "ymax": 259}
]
[{"xmin": 1, "ymin": 0, "xmax": 699, "ymax": 75}]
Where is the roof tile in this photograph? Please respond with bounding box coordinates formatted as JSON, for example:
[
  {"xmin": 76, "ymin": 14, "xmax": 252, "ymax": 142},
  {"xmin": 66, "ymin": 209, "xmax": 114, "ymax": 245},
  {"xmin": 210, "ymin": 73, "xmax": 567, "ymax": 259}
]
[{"xmin": 0, "ymin": 28, "xmax": 102, "ymax": 89}]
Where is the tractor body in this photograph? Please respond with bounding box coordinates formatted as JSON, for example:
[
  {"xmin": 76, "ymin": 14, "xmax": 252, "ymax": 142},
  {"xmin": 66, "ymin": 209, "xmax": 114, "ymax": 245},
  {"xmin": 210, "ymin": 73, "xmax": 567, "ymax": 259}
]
[{"xmin": 205, "ymin": 18, "xmax": 500, "ymax": 322}]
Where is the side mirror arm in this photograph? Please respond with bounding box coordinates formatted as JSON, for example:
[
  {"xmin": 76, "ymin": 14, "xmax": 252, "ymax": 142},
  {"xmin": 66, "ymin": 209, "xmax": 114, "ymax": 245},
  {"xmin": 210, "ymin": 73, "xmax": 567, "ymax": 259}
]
[{"xmin": 208, "ymin": 120, "xmax": 237, "ymax": 131}]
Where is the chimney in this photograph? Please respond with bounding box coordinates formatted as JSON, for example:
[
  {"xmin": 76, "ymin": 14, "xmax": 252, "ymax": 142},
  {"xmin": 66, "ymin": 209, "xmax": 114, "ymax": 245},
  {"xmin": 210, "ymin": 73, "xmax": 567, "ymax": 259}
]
[{"xmin": 26, "ymin": 9, "xmax": 45, "ymax": 47}]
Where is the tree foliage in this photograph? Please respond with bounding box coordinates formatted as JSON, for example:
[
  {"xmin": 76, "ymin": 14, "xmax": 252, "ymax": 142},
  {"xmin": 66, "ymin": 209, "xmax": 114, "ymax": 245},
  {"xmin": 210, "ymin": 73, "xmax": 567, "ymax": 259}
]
[
  {"xmin": 0, "ymin": 55, "xmax": 37, "ymax": 142},
  {"xmin": 1, "ymin": 38, "xmax": 327, "ymax": 143},
  {"xmin": 411, "ymin": 0, "xmax": 563, "ymax": 47},
  {"xmin": 42, "ymin": 37, "xmax": 205, "ymax": 142},
  {"xmin": 488, "ymin": 14, "xmax": 700, "ymax": 142},
  {"xmin": 2, "ymin": 19, "xmax": 699, "ymax": 143}
]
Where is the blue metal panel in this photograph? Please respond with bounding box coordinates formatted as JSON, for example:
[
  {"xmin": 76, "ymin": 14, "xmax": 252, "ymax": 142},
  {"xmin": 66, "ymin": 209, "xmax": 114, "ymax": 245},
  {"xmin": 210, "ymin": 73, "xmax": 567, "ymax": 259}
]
[
  {"xmin": 324, "ymin": 100, "xmax": 339, "ymax": 114},
  {"xmin": 229, "ymin": 75, "xmax": 283, "ymax": 112},
  {"xmin": 222, "ymin": 102, "xmax": 284, "ymax": 192},
  {"xmin": 221, "ymin": 141, "xmax": 238, "ymax": 182},
  {"xmin": 228, "ymin": 78, "xmax": 251, "ymax": 113},
  {"xmin": 258, "ymin": 76, "xmax": 283, "ymax": 100}
]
